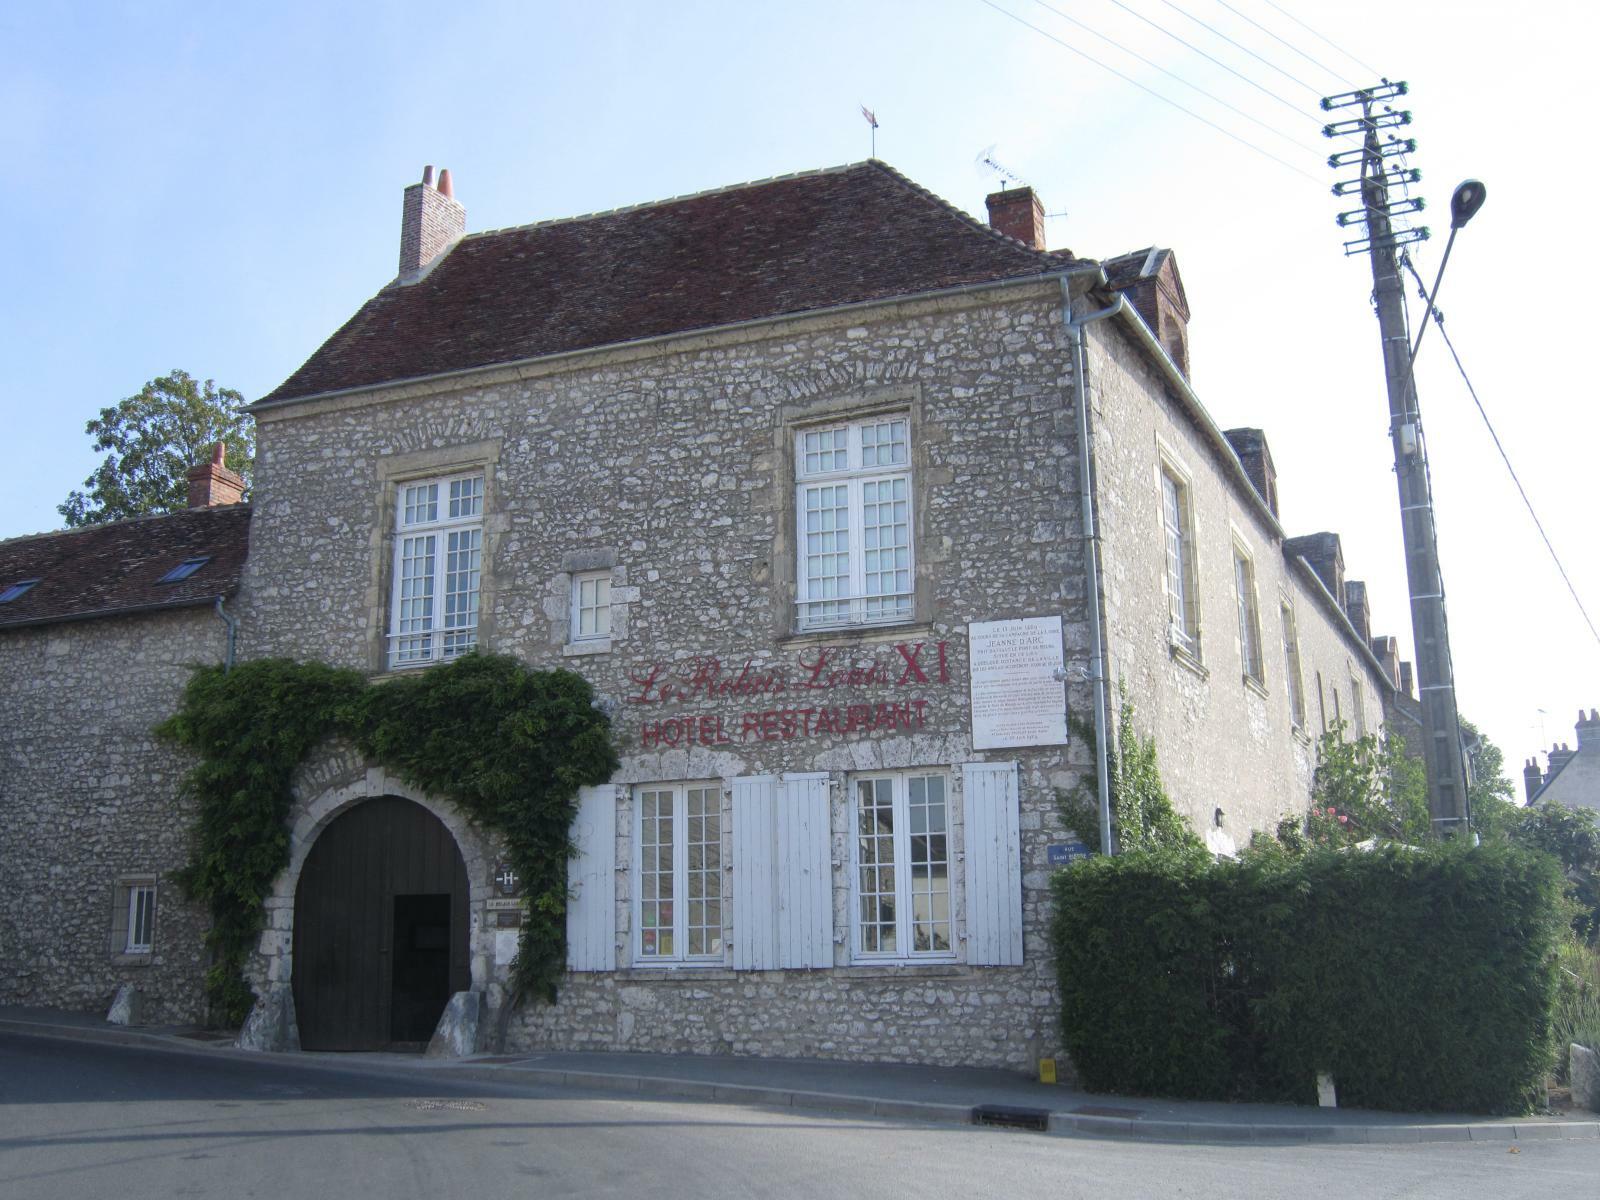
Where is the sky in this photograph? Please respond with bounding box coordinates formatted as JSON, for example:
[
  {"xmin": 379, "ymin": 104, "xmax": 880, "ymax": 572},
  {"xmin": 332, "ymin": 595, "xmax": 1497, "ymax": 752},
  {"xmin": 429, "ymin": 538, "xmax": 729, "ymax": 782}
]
[{"xmin": 1, "ymin": 0, "xmax": 1594, "ymax": 784}]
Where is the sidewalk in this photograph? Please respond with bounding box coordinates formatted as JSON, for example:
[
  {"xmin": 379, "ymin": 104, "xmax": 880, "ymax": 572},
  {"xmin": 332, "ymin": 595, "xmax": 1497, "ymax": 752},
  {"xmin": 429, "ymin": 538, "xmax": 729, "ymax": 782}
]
[{"xmin": 4, "ymin": 1004, "xmax": 1597, "ymax": 1146}]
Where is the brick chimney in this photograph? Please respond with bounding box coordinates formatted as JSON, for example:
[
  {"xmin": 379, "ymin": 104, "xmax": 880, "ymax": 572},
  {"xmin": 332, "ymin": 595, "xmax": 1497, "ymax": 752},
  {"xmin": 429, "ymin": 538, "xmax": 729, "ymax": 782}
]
[
  {"xmin": 1285, "ymin": 532, "xmax": 1346, "ymax": 609},
  {"xmin": 399, "ymin": 164, "xmax": 466, "ymax": 277},
  {"xmin": 1576, "ymin": 708, "xmax": 1600, "ymax": 750},
  {"xmin": 187, "ymin": 442, "xmax": 245, "ymax": 508},
  {"xmin": 1223, "ymin": 428, "xmax": 1279, "ymax": 518},
  {"xmin": 1369, "ymin": 636, "xmax": 1401, "ymax": 688},
  {"xmin": 1344, "ymin": 580, "xmax": 1371, "ymax": 645},
  {"xmin": 1523, "ymin": 758, "xmax": 1544, "ymax": 801},
  {"xmin": 985, "ymin": 186, "xmax": 1047, "ymax": 251},
  {"xmin": 1399, "ymin": 661, "xmax": 1415, "ymax": 699},
  {"xmin": 1548, "ymin": 741, "xmax": 1575, "ymax": 778}
]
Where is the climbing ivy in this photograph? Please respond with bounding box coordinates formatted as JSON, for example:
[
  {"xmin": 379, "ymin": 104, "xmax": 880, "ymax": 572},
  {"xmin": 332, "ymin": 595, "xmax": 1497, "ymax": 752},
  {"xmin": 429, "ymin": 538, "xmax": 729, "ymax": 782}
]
[{"xmin": 158, "ymin": 654, "xmax": 618, "ymax": 1025}]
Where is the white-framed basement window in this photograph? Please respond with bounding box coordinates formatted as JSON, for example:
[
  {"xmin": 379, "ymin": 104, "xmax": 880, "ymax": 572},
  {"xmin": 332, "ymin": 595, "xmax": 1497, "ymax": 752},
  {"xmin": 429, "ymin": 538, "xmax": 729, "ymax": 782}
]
[
  {"xmin": 634, "ymin": 783, "xmax": 724, "ymax": 964},
  {"xmin": 388, "ymin": 472, "xmax": 483, "ymax": 668},
  {"xmin": 571, "ymin": 571, "xmax": 611, "ymax": 642},
  {"xmin": 110, "ymin": 876, "xmax": 157, "ymax": 958},
  {"xmin": 851, "ymin": 772, "xmax": 954, "ymax": 961},
  {"xmin": 795, "ymin": 415, "xmax": 913, "ymax": 631}
]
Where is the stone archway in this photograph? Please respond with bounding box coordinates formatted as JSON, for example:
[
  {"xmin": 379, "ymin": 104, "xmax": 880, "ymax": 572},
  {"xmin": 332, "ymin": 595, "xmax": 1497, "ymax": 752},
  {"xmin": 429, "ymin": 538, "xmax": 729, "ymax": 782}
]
[{"xmin": 292, "ymin": 796, "xmax": 469, "ymax": 1050}]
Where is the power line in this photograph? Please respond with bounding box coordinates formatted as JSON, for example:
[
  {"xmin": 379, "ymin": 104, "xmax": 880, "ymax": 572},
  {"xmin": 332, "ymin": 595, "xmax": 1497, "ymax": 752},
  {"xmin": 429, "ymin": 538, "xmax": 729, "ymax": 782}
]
[
  {"xmin": 1026, "ymin": 0, "xmax": 1323, "ymax": 154},
  {"xmin": 1259, "ymin": 0, "xmax": 1381, "ymax": 80},
  {"xmin": 1399, "ymin": 254, "xmax": 1600, "ymax": 654},
  {"xmin": 1098, "ymin": 0, "xmax": 1323, "ymax": 127},
  {"xmin": 1212, "ymin": 0, "xmax": 1354, "ymax": 88},
  {"xmin": 977, "ymin": 0, "xmax": 1325, "ymax": 185},
  {"xmin": 1155, "ymin": 0, "xmax": 1323, "ymax": 98}
]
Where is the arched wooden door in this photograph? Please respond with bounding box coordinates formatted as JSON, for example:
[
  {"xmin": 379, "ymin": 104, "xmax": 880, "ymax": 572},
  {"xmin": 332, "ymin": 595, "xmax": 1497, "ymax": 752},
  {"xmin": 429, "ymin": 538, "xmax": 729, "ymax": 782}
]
[{"xmin": 293, "ymin": 797, "xmax": 470, "ymax": 1051}]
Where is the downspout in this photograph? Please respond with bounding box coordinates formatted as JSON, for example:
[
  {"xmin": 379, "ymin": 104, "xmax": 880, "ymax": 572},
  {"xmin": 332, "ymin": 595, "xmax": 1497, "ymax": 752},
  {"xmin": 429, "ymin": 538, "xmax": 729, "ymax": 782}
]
[
  {"xmin": 1061, "ymin": 273, "xmax": 1126, "ymax": 855},
  {"xmin": 214, "ymin": 595, "xmax": 238, "ymax": 673}
]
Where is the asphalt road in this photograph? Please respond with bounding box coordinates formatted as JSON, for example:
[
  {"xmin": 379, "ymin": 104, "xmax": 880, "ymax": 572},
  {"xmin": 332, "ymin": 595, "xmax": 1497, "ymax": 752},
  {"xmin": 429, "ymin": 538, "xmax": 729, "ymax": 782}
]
[{"xmin": 2, "ymin": 1031, "xmax": 1597, "ymax": 1199}]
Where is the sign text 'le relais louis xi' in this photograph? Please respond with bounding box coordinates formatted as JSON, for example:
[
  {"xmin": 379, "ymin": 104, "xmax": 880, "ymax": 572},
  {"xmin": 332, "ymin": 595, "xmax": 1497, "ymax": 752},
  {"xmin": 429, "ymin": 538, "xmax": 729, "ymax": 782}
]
[{"xmin": 627, "ymin": 640, "xmax": 953, "ymax": 749}]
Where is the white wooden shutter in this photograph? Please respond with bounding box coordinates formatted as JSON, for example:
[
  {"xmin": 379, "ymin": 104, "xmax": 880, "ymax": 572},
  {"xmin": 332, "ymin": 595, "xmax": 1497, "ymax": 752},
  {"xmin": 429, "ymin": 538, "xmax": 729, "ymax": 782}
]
[
  {"xmin": 732, "ymin": 775, "xmax": 780, "ymax": 970},
  {"xmin": 962, "ymin": 761, "xmax": 1023, "ymax": 966},
  {"xmin": 566, "ymin": 784, "xmax": 616, "ymax": 972},
  {"xmin": 777, "ymin": 773, "xmax": 834, "ymax": 969}
]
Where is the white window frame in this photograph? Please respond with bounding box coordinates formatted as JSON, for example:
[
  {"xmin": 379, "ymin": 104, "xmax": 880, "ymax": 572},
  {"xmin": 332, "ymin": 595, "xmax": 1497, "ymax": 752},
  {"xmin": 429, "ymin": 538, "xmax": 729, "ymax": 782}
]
[
  {"xmin": 570, "ymin": 570, "xmax": 612, "ymax": 642},
  {"xmin": 1159, "ymin": 464, "xmax": 1201, "ymax": 656},
  {"xmin": 111, "ymin": 875, "xmax": 157, "ymax": 958},
  {"xmin": 849, "ymin": 771, "xmax": 956, "ymax": 963},
  {"xmin": 633, "ymin": 783, "xmax": 724, "ymax": 966},
  {"xmin": 1281, "ymin": 600, "xmax": 1307, "ymax": 730},
  {"xmin": 794, "ymin": 414, "xmax": 914, "ymax": 631},
  {"xmin": 1232, "ymin": 541, "xmax": 1264, "ymax": 685},
  {"xmin": 387, "ymin": 471, "xmax": 484, "ymax": 668}
]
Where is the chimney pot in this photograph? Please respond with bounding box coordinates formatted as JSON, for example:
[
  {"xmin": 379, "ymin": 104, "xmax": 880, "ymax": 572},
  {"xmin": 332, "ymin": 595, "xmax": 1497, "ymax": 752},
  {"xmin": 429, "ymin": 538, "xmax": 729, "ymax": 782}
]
[
  {"xmin": 422, "ymin": 164, "xmax": 434, "ymax": 186},
  {"xmin": 398, "ymin": 165, "xmax": 466, "ymax": 277},
  {"xmin": 186, "ymin": 443, "xmax": 245, "ymax": 509}
]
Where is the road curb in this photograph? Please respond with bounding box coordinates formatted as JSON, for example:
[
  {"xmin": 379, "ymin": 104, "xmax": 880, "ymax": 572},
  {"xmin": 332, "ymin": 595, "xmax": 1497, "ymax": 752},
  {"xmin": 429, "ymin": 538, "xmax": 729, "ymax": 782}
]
[{"xmin": 6, "ymin": 1017, "xmax": 1598, "ymax": 1146}]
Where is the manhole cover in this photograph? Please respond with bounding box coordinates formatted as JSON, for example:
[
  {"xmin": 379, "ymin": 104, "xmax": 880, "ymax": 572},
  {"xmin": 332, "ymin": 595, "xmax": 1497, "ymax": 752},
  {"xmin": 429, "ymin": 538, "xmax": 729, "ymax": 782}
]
[{"xmin": 411, "ymin": 1099, "xmax": 488, "ymax": 1112}]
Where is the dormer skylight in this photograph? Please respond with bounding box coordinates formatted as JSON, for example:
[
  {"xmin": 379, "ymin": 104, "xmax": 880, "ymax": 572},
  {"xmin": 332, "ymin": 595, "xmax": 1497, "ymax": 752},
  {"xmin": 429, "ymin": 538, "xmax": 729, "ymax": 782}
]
[
  {"xmin": 0, "ymin": 579, "xmax": 40, "ymax": 604},
  {"xmin": 158, "ymin": 557, "xmax": 211, "ymax": 584}
]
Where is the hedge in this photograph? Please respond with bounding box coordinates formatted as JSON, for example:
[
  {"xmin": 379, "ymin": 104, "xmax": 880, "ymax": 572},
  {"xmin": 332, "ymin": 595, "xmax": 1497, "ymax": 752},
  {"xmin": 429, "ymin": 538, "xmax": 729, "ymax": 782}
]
[{"xmin": 1050, "ymin": 841, "xmax": 1568, "ymax": 1113}]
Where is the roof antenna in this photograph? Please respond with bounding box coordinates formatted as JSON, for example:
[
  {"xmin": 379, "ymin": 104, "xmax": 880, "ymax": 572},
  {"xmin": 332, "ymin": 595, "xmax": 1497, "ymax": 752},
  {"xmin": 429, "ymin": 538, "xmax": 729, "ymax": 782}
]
[
  {"xmin": 860, "ymin": 105, "xmax": 879, "ymax": 158},
  {"xmin": 974, "ymin": 145, "xmax": 1027, "ymax": 191}
]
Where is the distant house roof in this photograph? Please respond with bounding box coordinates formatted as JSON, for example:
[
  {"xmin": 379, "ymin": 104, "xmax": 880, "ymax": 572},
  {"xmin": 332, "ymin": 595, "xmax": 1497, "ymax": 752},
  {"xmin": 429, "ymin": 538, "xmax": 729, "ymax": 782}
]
[
  {"xmin": 0, "ymin": 505, "xmax": 251, "ymax": 631},
  {"xmin": 260, "ymin": 161, "xmax": 1082, "ymax": 406}
]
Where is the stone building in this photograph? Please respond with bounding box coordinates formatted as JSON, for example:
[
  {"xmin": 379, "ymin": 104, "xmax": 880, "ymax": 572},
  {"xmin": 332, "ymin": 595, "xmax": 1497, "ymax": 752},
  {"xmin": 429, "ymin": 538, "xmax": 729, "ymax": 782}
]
[
  {"xmin": 1523, "ymin": 710, "xmax": 1600, "ymax": 814},
  {"xmin": 0, "ymin": 453, "xmax": 249, "ymax": 1022},
  {"xmin": 2, "ymin": 161, "xmax": 1403, "ymax": 1068}
]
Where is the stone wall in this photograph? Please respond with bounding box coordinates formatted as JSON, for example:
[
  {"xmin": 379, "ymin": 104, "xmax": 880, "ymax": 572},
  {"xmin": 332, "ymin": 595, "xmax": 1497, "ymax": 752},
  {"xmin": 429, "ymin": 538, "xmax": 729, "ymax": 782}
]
[
  {"xmin": 1087, "ymin": 317, "xmax": 1391, "ymax": 843},
  {"xmin": 0, "ymin": 608, "xmax": 221, "ymax": 1022},
  {"xmin": 239, "ymin": 280, "xmax": 1095, "ymax": 1068}
]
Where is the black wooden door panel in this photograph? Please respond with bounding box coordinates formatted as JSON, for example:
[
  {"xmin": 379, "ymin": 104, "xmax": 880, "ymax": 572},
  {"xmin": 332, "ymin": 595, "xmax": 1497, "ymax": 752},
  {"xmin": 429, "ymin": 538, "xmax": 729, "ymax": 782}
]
[{"xmin": 293, "ymin": 797, "xmax": 469, "ymax": 1051}]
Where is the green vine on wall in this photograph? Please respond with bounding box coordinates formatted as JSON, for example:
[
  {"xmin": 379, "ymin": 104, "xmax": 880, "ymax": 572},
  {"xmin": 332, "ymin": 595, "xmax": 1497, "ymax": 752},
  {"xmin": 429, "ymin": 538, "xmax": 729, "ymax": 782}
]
[{"xmin": 158, "ymin": 654, "xmax": 618, "ymax": 1026}]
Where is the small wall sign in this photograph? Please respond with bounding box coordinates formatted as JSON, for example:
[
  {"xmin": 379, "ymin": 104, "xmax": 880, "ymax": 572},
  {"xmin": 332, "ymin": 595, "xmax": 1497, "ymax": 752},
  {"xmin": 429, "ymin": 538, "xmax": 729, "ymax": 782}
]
[
  {"xmin": 493, "ymin": 864, "xmax": 522, "ymax": 898},
  {"xmin": 1046, "ymin": 838, "xmax": 1090, "ymax": 867}
]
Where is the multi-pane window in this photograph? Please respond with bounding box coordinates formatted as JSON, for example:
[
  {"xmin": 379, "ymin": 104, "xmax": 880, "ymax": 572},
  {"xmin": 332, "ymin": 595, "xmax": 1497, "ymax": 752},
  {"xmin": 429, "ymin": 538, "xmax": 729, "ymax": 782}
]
[
  {"xmin": 126, "ymin": 885, "xmax": 155, "ymax": 954},
  {"xmin": 852, "ymin": 773, "xmax": 953, "ymax": 960},
  {"xmin": 1282, "ymin": 602, "xmax": 1307, "ymax": 729},
  {"xmin": 571, "ymin": 571, "xmax": 611, "ymax": 641},
  {"xmin": 795, "ymin": 416, "xmax": 913, "ymax": 630},
  {"xmin": 635, "ymin": 784, "xmax": 723, "ymax": 964},
  {"xmin": 389, "ymin": 472, "xmax": 483, "ymax": 667},
  {"xmin": 1160, "ymin": 469, "xmax": 1199, "ymax": 653},
  {"xmin": 1233, "ymin": 547, "xmax": 1263, "ymax": 683}
]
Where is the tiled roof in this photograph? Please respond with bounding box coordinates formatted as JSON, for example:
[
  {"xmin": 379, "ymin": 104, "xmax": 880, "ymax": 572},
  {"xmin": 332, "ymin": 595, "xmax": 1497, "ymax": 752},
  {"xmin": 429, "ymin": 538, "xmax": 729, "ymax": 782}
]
[
  {"xmin": 0, "ymin": 505, "xmax": 251, "ymax": 630},
  {"xmin": 261, "ymin": 161, "xmax": 1076, "ymax": 405}
]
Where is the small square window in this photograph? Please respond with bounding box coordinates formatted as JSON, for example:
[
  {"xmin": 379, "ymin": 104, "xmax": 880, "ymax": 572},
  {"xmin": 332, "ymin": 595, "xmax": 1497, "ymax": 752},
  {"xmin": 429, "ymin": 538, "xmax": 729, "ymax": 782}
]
[
  {"xmin": 110, "ymin": 877, "xmax": 157, "ymax": 957},
  {"xmin": 0, "ymin": 578, "xmax": 40, "ymax": 604},
  {"xmin": 571, "ymin": 572, "xmax": 612, "ymax": 641},
  {"xmin": 158, "ymin": 557, "xmax": 211, "ymax": 584}
]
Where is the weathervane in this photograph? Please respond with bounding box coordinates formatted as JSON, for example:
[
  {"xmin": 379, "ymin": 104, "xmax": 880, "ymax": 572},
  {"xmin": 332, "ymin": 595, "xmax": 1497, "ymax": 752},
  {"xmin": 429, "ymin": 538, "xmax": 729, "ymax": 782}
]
[{"xmin": 860, "ymin": 105, "xmax": 878, "ymax": 157}]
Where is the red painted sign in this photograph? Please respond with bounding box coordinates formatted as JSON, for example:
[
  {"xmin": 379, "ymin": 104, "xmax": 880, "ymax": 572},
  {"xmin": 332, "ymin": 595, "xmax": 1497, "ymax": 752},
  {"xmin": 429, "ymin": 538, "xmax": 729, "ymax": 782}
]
[{"xmin": 629, "ymin": 641, "xmax": 950, "ymax": 747}]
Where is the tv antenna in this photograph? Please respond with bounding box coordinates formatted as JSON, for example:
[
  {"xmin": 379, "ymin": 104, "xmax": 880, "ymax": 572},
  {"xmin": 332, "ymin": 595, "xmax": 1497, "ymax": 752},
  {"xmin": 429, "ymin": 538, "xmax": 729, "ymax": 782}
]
[{"xmin": 975, "ymin": 145, "xmax": 1028, "ymax": 190}]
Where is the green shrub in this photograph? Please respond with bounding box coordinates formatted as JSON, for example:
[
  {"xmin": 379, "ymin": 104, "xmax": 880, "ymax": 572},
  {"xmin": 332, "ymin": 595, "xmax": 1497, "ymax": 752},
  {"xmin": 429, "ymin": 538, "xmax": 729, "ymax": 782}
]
[
  {"xmin": 1052, "ymin": 840, "xmax": 1568, "ymax": 1113},
  {"xmin": 1552, "ymin": 937, "xmax": 1600, "ymax": 1082}
]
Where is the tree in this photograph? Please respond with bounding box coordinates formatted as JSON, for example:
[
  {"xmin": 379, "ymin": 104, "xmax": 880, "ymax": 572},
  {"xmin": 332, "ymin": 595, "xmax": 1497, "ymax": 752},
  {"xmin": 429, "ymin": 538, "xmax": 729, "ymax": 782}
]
[
  {"xmin": 1305, "ymin": 722, "xmax": 1430, "ymax": 847},
  {"xmin": 58, "ymin": 370, "xmax": 253, "ymax": 527},
  {"xmin": 1460, "ymin": 716, "xmax": 1518, "ymax": 836}
]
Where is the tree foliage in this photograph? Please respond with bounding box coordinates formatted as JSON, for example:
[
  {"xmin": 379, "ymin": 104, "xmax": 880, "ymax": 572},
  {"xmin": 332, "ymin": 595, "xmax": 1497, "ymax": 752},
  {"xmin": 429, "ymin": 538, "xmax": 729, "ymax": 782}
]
[
  {"xmin": 59, "ymin": 369, "xmax": 253, "ymax": 527},
  {"xmin": 1304, "ymin": 722, "xmax": 1430, "ymax": 847}
]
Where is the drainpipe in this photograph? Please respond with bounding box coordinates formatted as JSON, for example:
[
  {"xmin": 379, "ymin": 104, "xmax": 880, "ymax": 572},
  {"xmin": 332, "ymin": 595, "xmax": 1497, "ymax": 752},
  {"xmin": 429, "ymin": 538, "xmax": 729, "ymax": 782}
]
[
  {"xmin": 215, "ymin": 595, "xmax": 238, "ymax": 673},
  {"xmin": 1060, "ymin": 273, "xmax": 1125, "ymax": 855}
]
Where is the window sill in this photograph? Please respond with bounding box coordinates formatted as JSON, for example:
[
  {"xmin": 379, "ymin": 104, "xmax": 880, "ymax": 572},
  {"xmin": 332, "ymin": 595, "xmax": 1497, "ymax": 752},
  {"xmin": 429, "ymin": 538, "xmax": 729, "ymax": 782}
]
[
  {"xmin": 563, "ymin": 638, "xmax": 613, "ymax": 658},
  {"xmin": 1168, "ymin": 643, "xmax": 1208, "ymax": 680},
  {"xmin": 617, "ymin": 965, "xmax": 735, "ymax": 981},
  {"xmin": 779, "ymin": 620, "xmax": 933, "ymax": 650},
  {"xmin": 1242, "ymin": 674, "xmax": 1269, "ymax": 700},
  {"xmin": 1291, "ymin": 725, "xmax": 1313, "ymax": 746}
]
